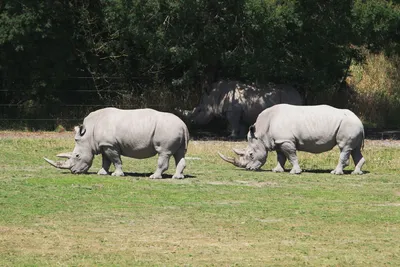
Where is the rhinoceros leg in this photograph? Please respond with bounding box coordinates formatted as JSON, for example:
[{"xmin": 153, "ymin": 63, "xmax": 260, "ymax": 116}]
[
  {"xmin": 226, "ymin": 105, "xmax": 242, "ymax": 138},
  {"xmin": 331, "ymin": 148, "xmax": 351, "ymax": 175},
  {"xmin": 97, "ymin": 153, "xmax": 112, "ymax": 175},
  {"xmin": 101, "ymin": 146, "xmax": 124, "ymax": 176},
  {"xmin": 279, "ymin": 142, "xmax": 302, "ymax": 174},
  {"xmin": 351, "ymin": 148, "xmax": 365, "ymax": 175},
  {"xmin": 150, "ymin": 153, "xmax": 170, "ymax": 179},
  {"xmin": 272, "ymin": 151, "xmax": 286, "ymax": 173},
  {"xmin": 172, "ymin": 149, "xmax": 186, "ymax": 179}
]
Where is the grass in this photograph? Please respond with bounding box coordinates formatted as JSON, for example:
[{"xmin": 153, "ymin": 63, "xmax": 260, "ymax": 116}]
[{"xmin": 0, "ymin": 132, "xmax": 400, "ymax": 266}]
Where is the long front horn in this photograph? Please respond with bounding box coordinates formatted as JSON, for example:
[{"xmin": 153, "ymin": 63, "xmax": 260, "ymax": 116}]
[
  {"xmin": 43, "ymin": 157, "xmax": 72, "ymax": 169},
  {"xmin": 218, "ymin": 152, "xmax": 241, "ymax": 167}
]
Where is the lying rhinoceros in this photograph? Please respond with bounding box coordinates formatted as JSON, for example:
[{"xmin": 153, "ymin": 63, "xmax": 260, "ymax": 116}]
[
  {"xmin": 190, "ymin": 80, "xmax": 303, "ymax": 138},
  {"xmin": 44, "ymin": 108, "xmax": 189, "ymax": 178},
  {"xmin": 219, "ymin": 104, "xmax": 365, "ymax": 175}
]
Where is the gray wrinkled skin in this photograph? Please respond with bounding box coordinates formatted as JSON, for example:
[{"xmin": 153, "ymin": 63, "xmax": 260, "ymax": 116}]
[
  {"xmin": 219, "ymin": 104, "xmax": 366, "ymax": 175},
  {"xmin": 191, "ymin": 80, "xmax": 303, "ymax": 138},
  {"xmin": 44, "ymin": 108, "xmax": 189, "ymax": 179}
]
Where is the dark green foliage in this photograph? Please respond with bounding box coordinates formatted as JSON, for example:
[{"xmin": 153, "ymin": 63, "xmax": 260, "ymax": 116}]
[
  {"xmin": 0, "ymin": 0, "xmax": 399, "ymax": 129},
  {"xmin": 353, "ymin": 0, "xmax": 400, "ymax": 54}
]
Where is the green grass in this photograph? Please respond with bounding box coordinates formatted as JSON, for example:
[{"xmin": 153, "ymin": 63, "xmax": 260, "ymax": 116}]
[{"xmin": 0, "ymin": 133, "xmax": 399, "ymax": 266}]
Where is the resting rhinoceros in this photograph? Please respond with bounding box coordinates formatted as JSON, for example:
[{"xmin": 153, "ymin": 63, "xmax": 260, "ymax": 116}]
[
  {"xmin": 191, "ymin": 80, "xmax": 303, "ymax": 138},
  {"xmin": 219, "ymin": 104, "xmax": 365, "ymax": 175},
  {"xmin": 44, "ymin": 108, "xmax": 190, "ymax": 179}
]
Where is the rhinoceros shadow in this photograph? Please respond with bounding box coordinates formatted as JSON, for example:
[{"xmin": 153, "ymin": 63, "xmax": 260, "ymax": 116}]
[
  {"xmin": 233, "ymin": 169, "xmax": 370, "ymax": 175},
  {"xmin": 297, "ymin": 169, "xmax": 370, "ymax": 175},
  {"xmin": 123, "ymin": 172, "xmax": 197, "ymax": 179},
  {"xmin": 58, "ymin": 171, "xmax": 196, "ymax": 179}
]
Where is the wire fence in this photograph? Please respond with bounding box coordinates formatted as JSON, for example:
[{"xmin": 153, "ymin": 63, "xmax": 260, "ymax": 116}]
[{"xmin": 0, "ymin": 87, "xmax": 185, "ymax": 127}]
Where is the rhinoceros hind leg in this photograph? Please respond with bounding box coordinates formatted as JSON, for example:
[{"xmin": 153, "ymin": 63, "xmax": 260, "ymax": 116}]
[
  {"xmin": 272, "ymin": 151, "xmax": 286, "ymax": 172},
  {"xmin": 351, "ymin": 148, "xmax": 365, "ymax": 175},
  {"xmin": 331, "ymin": 148, "xmax": 351, "ymax": 175},
  {"xmin": 280, "ymin": 142, "xmax": 302, "ymax": 174},
  {"xmin": 172, "ymin": 149, "xmax": 186, "ymax": 179},
  {"xmin": 150, "ymin": 153, "xmax": 170, "ymax": 179}
]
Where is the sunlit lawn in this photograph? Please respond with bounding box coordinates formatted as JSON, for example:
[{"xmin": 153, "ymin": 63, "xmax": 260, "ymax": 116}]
[{"xmin": 0, "ymin": 132, "xmax": 399, "ymax": 266}]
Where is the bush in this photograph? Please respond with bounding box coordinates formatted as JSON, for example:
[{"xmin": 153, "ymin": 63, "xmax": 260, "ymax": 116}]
[{"xmin": 347, "ymin": 52, "xmax": 400, "ymax": 128}]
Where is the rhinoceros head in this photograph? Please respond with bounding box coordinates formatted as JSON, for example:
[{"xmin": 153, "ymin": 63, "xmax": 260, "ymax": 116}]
[
  {"xmin": 44, "ymin": 125, "xmax": 94, "ymax": 174},
  {"xmin": 191, "ymin": 92, "xmax": 216, "ymax": 125},
  {"xmin": 218, "ymin": 125, "xmax": 267, "ymax": 170}
]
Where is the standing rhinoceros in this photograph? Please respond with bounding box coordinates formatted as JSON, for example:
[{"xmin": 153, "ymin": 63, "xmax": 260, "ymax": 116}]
[
  {"xmin": 191, "ymin": 80, "xmax": 303, "ymax": 138},
  {"xmin": 219, "ymin": 104, "xmax": 365, "ymax": 175},
  {"xmin": 44, "ymin": 108, "xmax": 189, "ymax": 179}
]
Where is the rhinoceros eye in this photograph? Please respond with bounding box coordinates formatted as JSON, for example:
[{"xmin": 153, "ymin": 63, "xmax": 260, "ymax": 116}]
[
  {"xmin": 250, "ymin": 152, "xmax": 254, "ymax": 159},
  {"xmin": 75, "ymin": 154, "xmax": 80, "ymax": 158}
]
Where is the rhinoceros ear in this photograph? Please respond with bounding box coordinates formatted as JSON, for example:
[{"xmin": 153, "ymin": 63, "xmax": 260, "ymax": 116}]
[
  {"xmin": 249, "ymin": 125, "xmax": 256, "ymax": 139},
  {"xmin": 79, "ymin": 125, "xmax": 86, "ymax": 136},
  {"xmin": 74, "ymin": 125, "xmax": 86, "ymax": 141},
  {"xmin": 74, "ymin": 125, "xmax": 86, "ymax": 137}
]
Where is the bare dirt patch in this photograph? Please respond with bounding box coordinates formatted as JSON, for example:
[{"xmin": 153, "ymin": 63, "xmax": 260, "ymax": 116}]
[
  {"xmin": 365, "ymin": 139, "xmax": 400, "ymax": 148},
  {"xmin": 0, "ymin": 131, "xmax": 72, "ymax": 139}
]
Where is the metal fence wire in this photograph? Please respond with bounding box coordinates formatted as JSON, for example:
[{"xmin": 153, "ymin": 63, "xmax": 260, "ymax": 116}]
[{"xmin": 0, "ymin": 84, "xmax": 174, "ymax": 129}]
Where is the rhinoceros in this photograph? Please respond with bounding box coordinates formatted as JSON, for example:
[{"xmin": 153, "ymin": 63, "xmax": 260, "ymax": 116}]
[
  {"xmin": 191, "ymin": 80, "xmax": 303, "ymax": 138},
  {"xmin": 44, "ymin": 107, "xmax": 190, "ymax": 179},
  {"xmin": 218, "ymin": 104, "xmax": 365, "ymax": 175}
]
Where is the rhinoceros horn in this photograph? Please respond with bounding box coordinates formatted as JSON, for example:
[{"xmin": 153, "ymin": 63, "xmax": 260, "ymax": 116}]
[
  {"xmin": 43, "ymin": 157, "xmax": 72, "ymax": 169},
  {"xmin": 218, "ymin": 152, "xmax": 241, "ymax": 167},
  {"xmin": 56, "ymin": 152, "xmax": 73, "ymax": 159},
  {"xmin": 232, "ymin": 148, "xmax": 245, "ymax": 156}
]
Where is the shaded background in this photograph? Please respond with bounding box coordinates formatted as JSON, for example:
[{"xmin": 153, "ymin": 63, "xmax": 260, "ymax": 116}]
[{"xmin": 0, "ymin": 0, "xmax": 399, "ymax": 133}]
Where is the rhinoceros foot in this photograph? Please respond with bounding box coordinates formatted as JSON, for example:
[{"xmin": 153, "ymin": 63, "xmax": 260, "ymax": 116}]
[
  {"xmin": 111, "ymin": 170, "xmax": 125, "ymax": 176},
  {"xmin": 330, "ymin": 169, "xmax": 344, "ymax": 175},
  {"xmin": 272, "ymin": 166, "xmax": 285, "ymax": 173},
  {"xmin": 150, "ymin": 174, "xmax": 162, "ymax": 179},
  {"xmin": 172, "ymin": 174, "xmax": 185, "ymax": 179},
  {"xmin": 289, "ymin": 167, "xmax": 302, "ymax": 174},
  {"xmin": 97, "ymin": 168, "xmax": 109, "ymax": 175}
]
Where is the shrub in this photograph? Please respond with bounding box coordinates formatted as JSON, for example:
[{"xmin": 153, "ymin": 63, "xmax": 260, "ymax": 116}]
[{"xmin": 347, "ymin": 52, "xmax": 400, "ymax": 128}]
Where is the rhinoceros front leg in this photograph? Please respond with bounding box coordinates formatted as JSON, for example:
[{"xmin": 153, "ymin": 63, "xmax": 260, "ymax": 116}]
[
  {"xmin": 279, "ymin": 142, "xmax": 302, "ymax": 174},
  {"xmin": 97, "ymin": 153, "xmax": 112, "ymax": 175},
  {"xmin": 331, "ymin": 148, "xmax": 351, "ymax": 175},
  {"xmin": 150, "ymin": 153, "xmax": 170, "ymax": 179},
  {"xmin": 226, "ymin": 105, "xmax": 242, "ymax": 138},
  {"xmin": 272, "ymin": 151, "xmax": 286, "ymax": 173},
  {"xmin": 101, "ymin": 146, "xmax": 124, "ymax": 176}
]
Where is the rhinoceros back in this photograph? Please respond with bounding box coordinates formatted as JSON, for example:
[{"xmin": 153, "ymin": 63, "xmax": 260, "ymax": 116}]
[
  {"xmin": 83, "ymin": 108, "xmax": 188, "ymax": 159},
  {"xmin": 236, "ymin": 83, "xmax": 303, "ymax": 125},
  {"xmin": 277, "ymin": 84, "xmax": 303, "ymax": 105},
  {"xmin": 255, "ymin": 104, "xmax": 364, "ymax": 153}
]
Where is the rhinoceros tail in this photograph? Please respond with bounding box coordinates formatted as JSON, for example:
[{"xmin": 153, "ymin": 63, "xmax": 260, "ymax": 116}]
[
  {"xmin": 183, "ymin": 124, "xmax": 190, "ymax": 152},
  {"xmin": 361, "ymin": 129, "xmax": 365, "ymax": 150}
]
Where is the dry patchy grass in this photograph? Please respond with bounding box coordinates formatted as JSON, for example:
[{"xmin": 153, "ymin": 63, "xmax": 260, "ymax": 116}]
[{"xmin": 0, "ymin": 132, "xmax": 400, "ymax": 266}]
